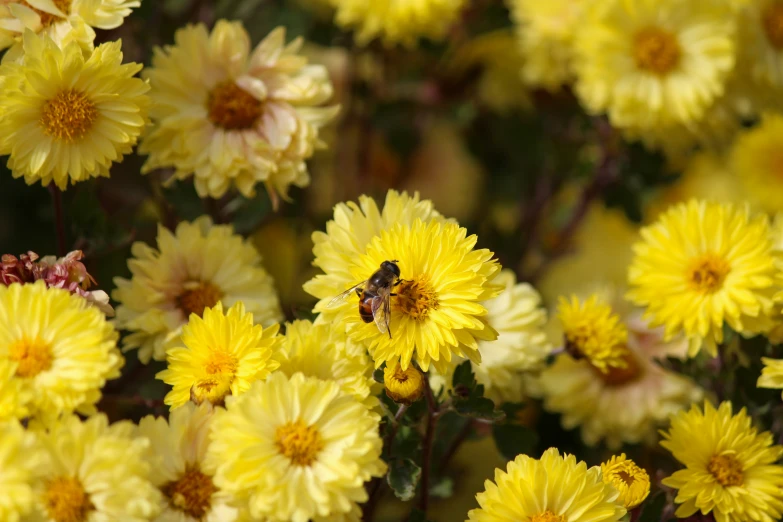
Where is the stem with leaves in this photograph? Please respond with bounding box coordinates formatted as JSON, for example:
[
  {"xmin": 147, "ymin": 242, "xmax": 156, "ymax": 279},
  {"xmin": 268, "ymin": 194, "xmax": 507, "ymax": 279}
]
[{"xmin": 418, "ymin": 378, "xmax": 439, "ymax": 514}]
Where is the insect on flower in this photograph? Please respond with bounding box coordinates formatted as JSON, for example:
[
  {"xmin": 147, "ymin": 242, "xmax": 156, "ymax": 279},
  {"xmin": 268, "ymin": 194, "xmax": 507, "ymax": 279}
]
[{"xmin": 328, "ymin": 260, "xmax": 408, "ymax": 338}]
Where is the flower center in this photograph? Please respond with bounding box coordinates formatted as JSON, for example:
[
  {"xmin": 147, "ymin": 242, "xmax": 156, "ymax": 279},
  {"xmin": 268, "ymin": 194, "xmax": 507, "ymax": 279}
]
[
  {"xmin": 191, "ymin": 350, "xmax": 238, "ymax": 406},
  {"xmin": 44, "ymin": 476, "xmax": 94, "ymax": 522},
  {"xmin": 9, "ymin": 336, "xmax": 53, "ymax": 378},
  {"xmin": 207, "ymin": 81, "xmax": 262, "ymax": 130},
  {"xmin": 617, "ymin": 470, "xmax": 634, "ymax": 485},
  {"xmin": 687, "ymin": 255, "xmax": 730, "ymax": 294},
  {"xmin": 633, "ymin": 27, "xmax": 681, "ymax": 75},
  {"xmin": 396, "ymin": 276, "xmax": 439, "ymax": 320},
  {"xmin": 162, "ymin": 466, "xmax": 217, "ymax": 519},
  {"xmin": 763, "ymin": 4, "xmax": 783, "ymax": 49},
  {"xmin": 275, "ymin": 419, "xmax": 324, "ymax": 467},
  {"xmin": 708, "ymin": 453, "xmax": 744, "ymax": 487},
  {"xmin": 16, "ymin": 0, "xmax": 71, "ymax": 26},
  {"xmin": 530, "ymin": 510, "xmax": 567, "ymax": 522},
  {"xmin": 592, "ymin": 348, "xmax": 642, "ymax": 387},
  {"xmin": 177, "ymin": 282, "xmax": 223, "ymax": 318},
  {"xmin": 40, "ymin": 89, "xmax": 97, "ymax": 143}
]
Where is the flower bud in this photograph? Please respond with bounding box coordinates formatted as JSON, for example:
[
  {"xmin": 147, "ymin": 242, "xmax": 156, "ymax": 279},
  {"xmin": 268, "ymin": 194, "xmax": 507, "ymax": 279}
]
[{"xmin": 383, "ymin": 362, "xmax": 424, "ymax": 405}]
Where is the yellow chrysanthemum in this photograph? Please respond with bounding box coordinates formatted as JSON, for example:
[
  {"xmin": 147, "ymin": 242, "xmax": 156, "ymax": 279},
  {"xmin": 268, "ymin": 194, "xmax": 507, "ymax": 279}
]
[
  {"xmin": 384, "ymin": 361, "xmax": 425, "ymax": 405},
  {"xmin": 140, "ymin": 21, "xmax": 337, "ymax": 202},
  {"xmin": 278, "ymin": 319, "xmax": 378, "ymax": 410},
  {"xmin": 601, "ymin": 454, "xmax": 651, "ymax": 509},
  {"xmin": 467, "ymin": 447, "xmax": 626, "ymax": 522},
  {"xmin": 0, "ymin": 281, "xmax": 122, "ymax": 420},
  {"xmin": 304, "ymin": 190, "xmax": 446, "ymax": 314},
  {"xmin": 558, "ymin": 294, "xmax": 628, "ymax": 372},
  {"xmin": 574, "ymin": 0, "xmax": 735, "ymax": 130},
  {"xmin": 331, "ymin": 0, "xmax": 466, "ymax": 48},
  {"xmin": 156, "ymin": 302, "xmax": 282, "ymax": 410},
  {"xmin": 661, "ymin": 401, "xmax": 783, "ymax": 522},
  {"xmin": 0, "ymin": 420, "xmax": 47, "ymax": 522},
  {"xmin": 430, "ymin": 269, "xmax": 552, "ymax": 404},
  {"xmin": 113, "ymin": 216, "xmax": 282, "ymax": 364},
  {"xmin": 731, "ymin": 113, "xmax": 783, "ymax": 213},
  {"xmin": 206, "ymin": 372, "xmax": 386, "ymax": 522},
  {"xmin": 506, "ymin": 0, "xmax": 587, "ymax": 90},
  {"xmin": 758, "ymin": 357, "xmax": 783, "ymax": 399},
  {"xmin": 138, "ymin": 403, "xmax": 237, "ymax": 522},
  {"xmin": 628, "ymin": 200, "xmax": 776, "ymax": 357},
  {"xmin": 0, "ymin": 360, "xmax": 30, "ymax": 422},
  {"xmin": 738, "ymin": 0, "xmax": 783, "ymax": 89},
  {"xmin": 29, "ymin": 414, "xmax": 160, "ymax": 521},
  {"xmin": 0, "ymin": 0, "xmax": 138, "ymax": 59},
  {"xmin": 0, "ymin": 31, "xmax": 149, "ymax": 189}
]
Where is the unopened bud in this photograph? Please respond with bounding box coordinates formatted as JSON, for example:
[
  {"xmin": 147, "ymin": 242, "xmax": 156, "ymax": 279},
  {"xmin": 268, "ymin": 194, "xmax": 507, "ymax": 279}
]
[{"xmin": 383, "ymin": 362, "xmax": 424, "ymax": 405}]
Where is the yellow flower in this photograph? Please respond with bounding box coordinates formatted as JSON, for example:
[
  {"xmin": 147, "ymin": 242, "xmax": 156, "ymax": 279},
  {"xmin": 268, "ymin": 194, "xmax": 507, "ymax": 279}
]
[
  {"xmin": 304, "ymin": 190, "xmax": 446, "ymax": 315},
  {"xmin": 156, "ymin": 302, "xmax": 282, "ymax": 409},
  {"xmin": 737, "ymin": 0, "xmax": 783, "ymax": 89},
  {"xmin": 466, "ymin": 447, "xmax": 626, "ymax": 522},
  {"xmin": 279, "ymin": 319, "xmax": 379, "ymax": 409},
  {"xmin": 601, "ymin": 454, "xmax": 650, "ymax": 509},
  {"xmin": 384, "ymin": 361, "xmax": 424, "ymax": 405},
  {"xmin": 0, "ymin": 0, "xmax": 139, "ymax": 59},
  {"xmin": 558, "ymin": 294, "xmax": 628, "ymax": 372},
  {"xmin": 332, "ymin": 0, "xmax": 466, "ymax": 48},
  {"xmin": 206, "ymin": 372, "xmax": 386, "ymax": 522},
  {"xmin": 113, "ymin": 216, "xmax": 282, "ymax": 364},
  {"xmin": 138, "ymin": 403, "xmax": 237, "ymax": 522},
  {"xmin": 574, "ymin": 0, "xmax": 735, "ymax": 130},
  {"xmin": 731, "ymin": 113, "xmax": 783, "ymax": 213},
  {"xmin": 758, "ymin": 357, "xmax": 783, "ymax": 399},
  {"xmin": 0, "ymin": 31, "xmax": 148, "ymax": 189},
  {"xmin": 628, "ymin": 200, "xmax": 776, "ymax": 357},
  {"xmin": 0, "ymin": 361, "xmax": 30, "ymax": 422},
  {"xmin": 506, "ymin": 0, "xmax": 587, "ymax": 90},
  {"xmin": 661, "ymin": 401, "xmax": 783, "ymax": 521},
  {"xmin": 0, "ymin": 281, "xmax": 122, "ymax": 420},
  {"xmin": 0, "ymin": 420, "xmax": 47, "ymax": 522},
  {"xmin": 140, "ymin": 21, "xmax": 337, "ymax": 203},
  {"xmin": 29, "ymin": 414, "xmax": 160, "ymax": 521}
]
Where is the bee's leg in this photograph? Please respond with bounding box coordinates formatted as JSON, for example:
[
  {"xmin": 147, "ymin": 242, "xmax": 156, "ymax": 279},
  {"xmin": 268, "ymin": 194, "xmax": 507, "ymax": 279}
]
[{"xmin": 354, "ymin": 288, "xmax": 363, "ymax": 297}]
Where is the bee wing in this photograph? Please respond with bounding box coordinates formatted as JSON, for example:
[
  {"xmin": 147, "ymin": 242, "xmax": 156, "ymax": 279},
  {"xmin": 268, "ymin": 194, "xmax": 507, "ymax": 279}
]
[
  {"xmin": 326, "ymin": 281, "xmax": 367, "ymax": 309},
  {"xmin": 371, "ymin": 287, "xmax": 392, "ymax": 338}
]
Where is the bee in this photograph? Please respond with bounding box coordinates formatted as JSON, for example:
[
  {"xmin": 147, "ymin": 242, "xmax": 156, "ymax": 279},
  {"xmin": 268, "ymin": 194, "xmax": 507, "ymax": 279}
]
[{"xmin": 328, "ymin": 260, "xmax": 405, "ymax": 338}]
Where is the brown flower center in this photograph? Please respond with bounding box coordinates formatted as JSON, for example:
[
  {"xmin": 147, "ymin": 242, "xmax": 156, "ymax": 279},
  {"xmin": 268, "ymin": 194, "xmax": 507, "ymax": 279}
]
[
  {"xmin": 396, "ymin": 276, "xmax": 439, "ymax": 320},
  {"xmin": 9, "ymin": 336, "xmax": 53, "ymax": 378},
  {"xmin": 207, "ymin": 81, "xmax": 262, "ymax": 130},
  {"xmin": 162, "ymin": 466, "xmax": 217, "ymax": 519},
  {"xmin": 275, "ymin": 419, "xmax": 324, "ymax": 466},
  {"xmin": 44, "ymin": 476, "xmax": 94, "ymax": 522},
  {"xmin": 708, "ymin": 453, "xmax": 744, "ymax": 487},
  {"xmin": 687, "ymin": 255, "xmax": 730, "ymax": 294},
  {"xmin": 177, "ymin": 282, "xmax": 222, "ymax": 318},
  {"xmin": 634, "ymin": 27, "xmax": 681, "ymax": 75},
  {"xmin": 763, "ymin": 3, "xmax": 783, "ymax": 49},
  {"xmin": 530, "ymin": 510, "xmax": 567, "ymax": 522},
  {"xmin": 40, "ymin": 89, "xmax": 97, "ymax": 143},
  {"xmin": 592, "ymin": 348, "xmax": 642, "ymax": 387},
  {"xmin": 191, "ymin": 350, "xmax": 238, "ymax": 406}
]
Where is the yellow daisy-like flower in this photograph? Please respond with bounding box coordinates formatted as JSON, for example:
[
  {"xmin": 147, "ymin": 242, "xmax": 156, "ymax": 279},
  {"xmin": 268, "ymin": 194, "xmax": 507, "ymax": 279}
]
[
  {"xmin": 278, "ymin": 319, "xmax": 378, "ymax": 410},
  {"xmin": 330, "ymin": 218, "xmax": 501, "ymax": 373},
  {"xmin": 466, "ymin": 447, "xmax": 626, "ymax": 522},
  {"xmin": 384, "ymin": 361, "xmax": 425, "ymax": 405},
  {"xmin": 304, "ymin": 190, "xmax": 446, "ymax": 316},
  {"xmin": 156, "ymin": 302, "xmax": 282, "ymax": 410},
  {"xmin": 206, "ymin": 372, "xmax": 386, "ymax": 522},
  {"xmin": 601, "ymin": 454, "xmax": 651, "ymax": 509},
  {"xmin": 506, "ymin": 0, "xmax": 587, "ymax": 90},
  {"xmin": 138, "ymin": 403, "xmax": 237, "ymax": 522},
  {"xmin": 0, "ymin": 420, "xmax": 47, "ymax": 522},
  {"xmin": 0, "ymin": 281, "xmax": 122, "ymax": 420},
  {"xmin": 731, "ymin": 113, "xmax": 783, "ymax": 213},
  {"xmin": 0, "ymin": 361, "xmax": 30, "ymax": 422},
  {"xmin": 0, "ymin": 31, "xmax": 149, "ymax": 189},
  {"xmin": 758, "ymin": 357, "xmax": 783, "ymax": 399},
  {"xmin": 661, "ymin": 401, "xmax": 783, "ymax": 522},
  {"xmin": 574, "ymin": 0, "xmax": 736, "ymax": 130},
  {"xmin": 29, "ymin": 414, "xmax": 160, "ymax": 522},
  {"xmin": 140, "ymin": 21, "xmax": 337, "ymax": 203},
  {"xmin": 628, "ymin": 200, "xmax": 776, "ymax": 357},
  {"xmin": 738, "ymin": 0, "xmax": 783, "ymax": 89},
  {"xmin": 331, "ymin": 0, "xmax": 466, "ymax": 48},
  {"xmin": 558, "ymin": 294, "xmax": 628, "ymax": 372},
  {"xmin": 113, "ymin": 216, "xmax": 282, "ymax": 364}
]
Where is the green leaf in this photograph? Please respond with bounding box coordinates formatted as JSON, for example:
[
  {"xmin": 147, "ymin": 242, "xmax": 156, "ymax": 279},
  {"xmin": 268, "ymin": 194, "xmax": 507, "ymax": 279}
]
[
  {"xmin": 454, "ymin": 395, "xmax": 505, "ymax": 421},
  {"xmin": 392, "ymin": 425, "xmax": 423, "ymax": 460},
  {"xmin": 429, "ymin": 476, "xmax": 454, "ymax": 499},
  {"xmin": 451, "ymin": 360, "xmax": 476, "ymax": 389},
  {"xmin": 492, "ymin": 423, "xmax": 538, "ymax": 461},
  {"xmin": 387, "ymin": 458, "xmax": 421, "ymax": 501},
  {"xmin": 407, "ymin": 508, "xmax": 433, "ymax": 522},
  {"xmin": 373, "ymin": 368, "xmax": 385, "ymax": 384},
  {"xmin": 637, "ymin": 491, "xmax": 667, "ymax": 522}
]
